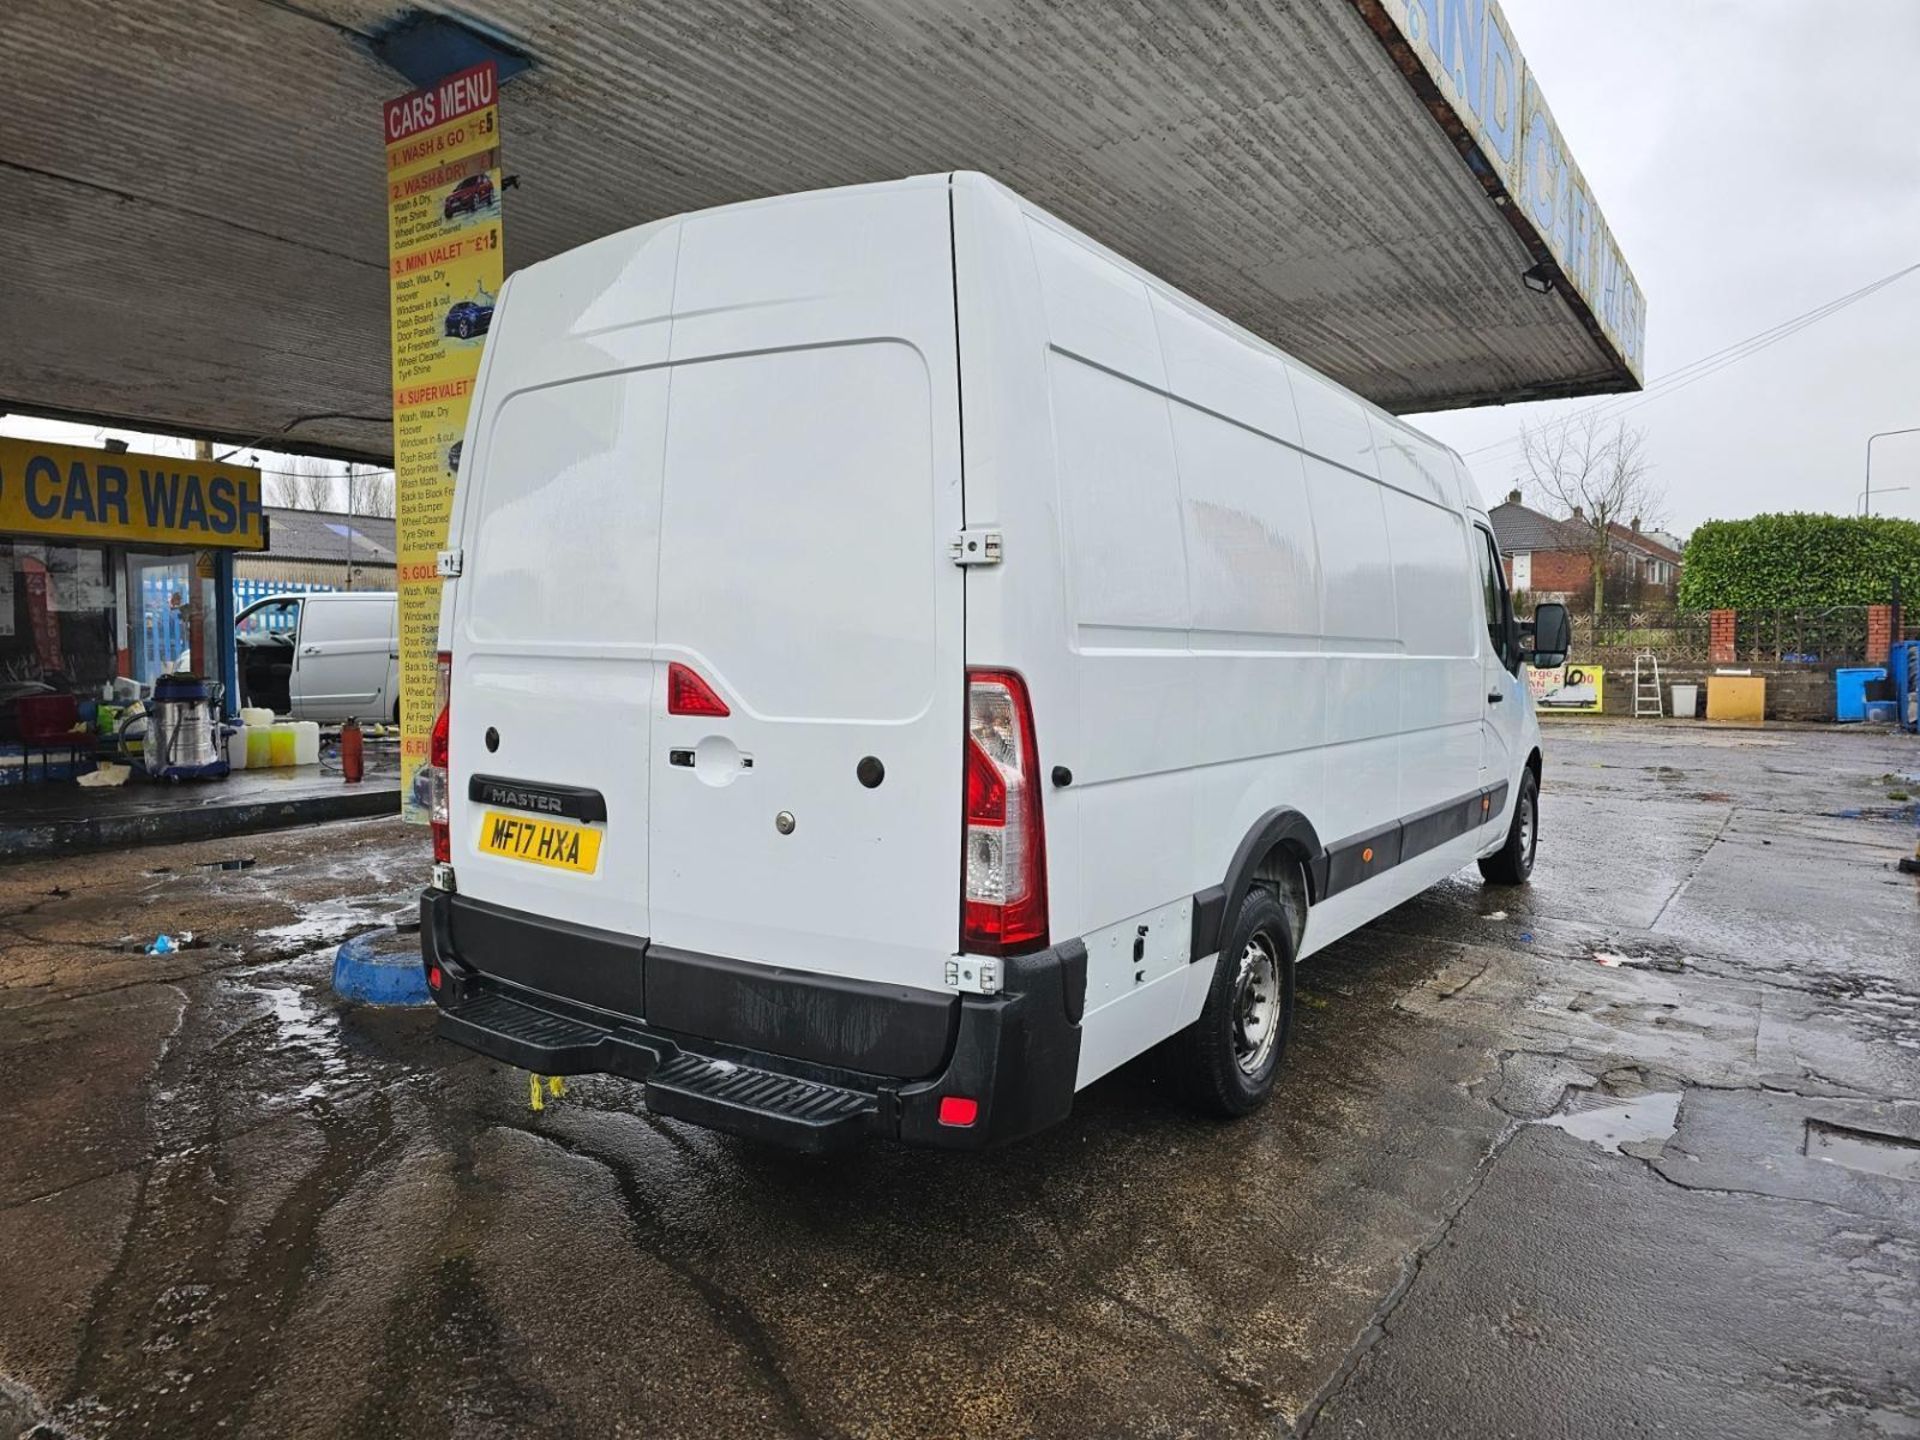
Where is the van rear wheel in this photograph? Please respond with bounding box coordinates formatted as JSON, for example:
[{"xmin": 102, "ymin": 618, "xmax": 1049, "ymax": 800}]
[
  {"xmin": 1478, "ymin": 768, "xmax": 1539, "ymax": 885},
  {"xmin": 1177, "ymin": 888, "xmax": 1296, "ymax": 1117}
]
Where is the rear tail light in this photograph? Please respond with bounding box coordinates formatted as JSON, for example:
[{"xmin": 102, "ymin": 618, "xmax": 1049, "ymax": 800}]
[
  {"xmin": 961, "ymin": 669, "xmax": 1048, "ymax": 955},
  {"xmin": 667, "ymin": 661, "xmax": 730, "ymax": 717},
  {"xmin": 428, "ymin": 650, "xmax": 452, "ymax": 863}
]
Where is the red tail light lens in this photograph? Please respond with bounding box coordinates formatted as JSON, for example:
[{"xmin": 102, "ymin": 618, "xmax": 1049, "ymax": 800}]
[
  {"xmin": 961, "ymin": 669, "xmax": 1048, "ymax": 955},
  {"xmin": 429, "ymin": 650, "xmax": 451, "ymax": 863},
  {"xmin": 938, "ymin": 1095, "xmax": 979, "ymax": 1127},
  {"xmin": 667, "ymin": 662, "xmax": 730, "ymax": 717}
]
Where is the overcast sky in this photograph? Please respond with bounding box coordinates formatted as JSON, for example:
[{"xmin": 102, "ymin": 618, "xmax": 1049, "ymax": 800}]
[{"xmin": 1410, "ymin": 0, "xmax": 1920, "ymax": 533}]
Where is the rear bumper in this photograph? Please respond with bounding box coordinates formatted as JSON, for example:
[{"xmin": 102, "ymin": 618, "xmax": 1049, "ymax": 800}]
[{"xmin": 420, "ymin": 888, "xmax": 1086, "ymax": 1151}]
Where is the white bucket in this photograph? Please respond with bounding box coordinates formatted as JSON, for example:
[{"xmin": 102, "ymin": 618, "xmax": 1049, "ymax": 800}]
[{"xmin": 1670, "ymin": 683, "xmax": 1699, "ymax": 718}]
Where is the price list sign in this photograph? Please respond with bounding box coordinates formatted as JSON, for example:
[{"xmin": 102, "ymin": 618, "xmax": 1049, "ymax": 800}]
[{"xmin": 383, "ymin": 62, "xmax": 502, "ymax": 820}]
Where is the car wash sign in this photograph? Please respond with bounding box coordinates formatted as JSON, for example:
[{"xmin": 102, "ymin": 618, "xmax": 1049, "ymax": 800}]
[
  {"xmin": 1367, "ymin": 0, "xmax": 1646, "ymax": 379},
  {"xmin": 386, "ymin": 61, "xmax": 503, "ymax": 821},
  {"xmin": 0, "ymin": 438, "xmax": 265, "ymax": 549}
]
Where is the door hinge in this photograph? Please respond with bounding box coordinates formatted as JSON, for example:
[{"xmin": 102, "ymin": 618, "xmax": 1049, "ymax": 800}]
[
  {"xmin": 945, "ymin": 957, "xmax": 1002, "ymax": 995},
  {"xmin": 436, "ymin": 548, "xmax": 464, "ymax": 578},
  {"xmin": 949, "ymin": 529, "xmax": 1002, "ymax": 567}
]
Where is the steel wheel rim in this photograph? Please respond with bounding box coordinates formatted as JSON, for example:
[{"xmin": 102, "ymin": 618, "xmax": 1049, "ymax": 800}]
[
  {"xmin": 1233, "ymin": 931, "xmax": 1282, "ymax": 1075},
  {"xmin": 1519, "ymin": 793, "xmax": 1536, "ymax": 860}
]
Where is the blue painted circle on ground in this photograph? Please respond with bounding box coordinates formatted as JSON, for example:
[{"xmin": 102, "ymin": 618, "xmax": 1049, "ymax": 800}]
[{"xmin": 331, "ymin": 926, "xmax": 432, "ymax": 1006}]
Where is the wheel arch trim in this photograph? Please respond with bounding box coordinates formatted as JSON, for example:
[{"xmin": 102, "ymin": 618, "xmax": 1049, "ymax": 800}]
[{"xmin": 1190, "ymin": 807, "xmax": 1323, "ymax": 963}]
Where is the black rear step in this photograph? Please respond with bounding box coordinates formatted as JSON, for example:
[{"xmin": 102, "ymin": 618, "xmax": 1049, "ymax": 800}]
[
  {"xmin": 645, "ymin": 1053, "xmax": 877, "ymax": 1153},
  {"xmin": 435, "ymin": 981, "xmax": 879, "ymax": 1152}
]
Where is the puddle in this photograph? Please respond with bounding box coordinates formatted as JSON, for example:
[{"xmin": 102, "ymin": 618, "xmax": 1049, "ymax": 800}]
[
  {"xmin": 254, "ymin": 984, "xmax": 355, "ymax": 1103},
  {"xmin": 1537, "ymin": 1091, "xmax": 1681, "ymax": 1155},
  {"xmin": 1588, "ymin": 946, "xmax": 1694, "ymax": 973},
  {"xmin": 197, "ymin": 857, "xmax": 256, "ymax": 871},
  {"xmin": 256, "ymin": 897, "xmax": 400, "ymax": 951},
  {"xmin": 1805, "ymin": 1120, "xmax": 1920, "ymax": 1182},
  {"xmin": 1827, "ymin": 803, "xmax": 1920, "ymax": 823}
]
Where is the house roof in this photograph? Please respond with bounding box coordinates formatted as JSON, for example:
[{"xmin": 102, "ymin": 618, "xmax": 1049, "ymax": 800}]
[
  {"xmin": 261, "ymin": 507, "xmax": 396, "ymax": 565},
  {"xmin": 1488, "ymin": 501, "xmax": 1587, "ymax": 555},
  {"xmin": 1607, "ymin": 522, "xmax": 1683, "ymax": 564}
]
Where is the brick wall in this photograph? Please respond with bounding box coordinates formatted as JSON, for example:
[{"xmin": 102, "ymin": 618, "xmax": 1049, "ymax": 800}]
[
  {"xmin": 1580, "ymin": 658, "xmax": 1845, "ymax": 721},
  {"xmin": 1517, "ymin": 549, "xmax": 1592, "ymax": 599}
]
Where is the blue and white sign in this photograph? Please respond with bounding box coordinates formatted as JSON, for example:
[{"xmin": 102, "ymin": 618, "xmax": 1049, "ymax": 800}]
[{"xmin": 1380, "ymin": 0, "xmax": 1646, "ymax": 377}]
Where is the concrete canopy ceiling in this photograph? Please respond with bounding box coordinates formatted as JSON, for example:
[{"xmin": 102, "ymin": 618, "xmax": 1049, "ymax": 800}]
[{"xmin": 1, "ymin": 0, "xmax": 1643, "ymax": 463}]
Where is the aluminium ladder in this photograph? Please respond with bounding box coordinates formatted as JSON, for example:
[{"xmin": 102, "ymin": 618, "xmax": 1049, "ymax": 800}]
[{"xmin": 1633, "ymin": 651, "xmax": 1664, "ymax": 718}]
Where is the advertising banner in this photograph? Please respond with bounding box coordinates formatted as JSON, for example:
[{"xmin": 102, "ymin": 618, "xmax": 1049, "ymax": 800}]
[
  {"xmin": 0, "ymin": 439, "xmax": 264, "ymax": 550},
  {"xmin": 1529, "ymin": 663, "xmax": 1605, "ymax": 713},
  {"xmin": 385, "ymin": 61, "xmax": 502, "ymax": 821}
]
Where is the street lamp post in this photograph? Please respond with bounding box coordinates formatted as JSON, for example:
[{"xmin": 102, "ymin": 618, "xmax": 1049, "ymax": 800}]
[
  {"xmin": 1864, "ymin": 427, "xmax": 1920, "ymax": 516},
  {"xmin": 1858, "ymin": 485, "xmax": 1911, "ymax": 515}
]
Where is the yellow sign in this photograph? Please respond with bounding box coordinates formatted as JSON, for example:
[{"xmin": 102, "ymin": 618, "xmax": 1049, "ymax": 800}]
[
  {"xmin": 386, "ymin": 62, "xmax": 503, "ymax": 821},
  {"xmin": 1529, "ymin": 663, "xmax": 1605, "ymax": 713},
  {"xmin": 0, "ymin": 438, "xmax": 264, "ymax": 550}
]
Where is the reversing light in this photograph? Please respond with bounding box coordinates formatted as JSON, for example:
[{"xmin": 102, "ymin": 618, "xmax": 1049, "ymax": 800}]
[
  {"xmin": 428, "ymin": 650, "xmax": 452, "ymax": 864},
  {"xmin": 667, "ymin": 662, "xmax": 730, "ymax": 717},
  {"xmin": 938, "ymin": 1095, "xmax": 979, "ymax": 1127},
  {"xmin": 961, "ymin": 669, "xmax": 1048, "ymax": 956}
]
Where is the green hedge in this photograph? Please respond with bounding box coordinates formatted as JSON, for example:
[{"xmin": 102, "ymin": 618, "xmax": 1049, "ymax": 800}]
[{"xmin": 1678, "ymin": 513, "xmax": 1920, "ymax": 609}]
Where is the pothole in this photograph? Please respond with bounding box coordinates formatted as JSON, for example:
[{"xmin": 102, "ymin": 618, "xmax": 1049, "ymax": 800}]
[
  {"xmin": 1537, "ymin": 1091, "xmax": 1682, "ymax": 1155},
  {"xmin": 1804, "ymin": 1119, "xmax": 1920, "ymax": 1182}
]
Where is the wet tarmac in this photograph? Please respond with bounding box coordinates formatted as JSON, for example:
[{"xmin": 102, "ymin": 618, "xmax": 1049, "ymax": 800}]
[{"xmin": 1, "ymin": 722, "xmax": 1915, "ymax": 1438}]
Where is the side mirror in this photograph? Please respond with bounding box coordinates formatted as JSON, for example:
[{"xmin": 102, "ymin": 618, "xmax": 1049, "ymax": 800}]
[{"xmin": 1527, "ymin": 602, "xmax": 1571, "ymax": 667}]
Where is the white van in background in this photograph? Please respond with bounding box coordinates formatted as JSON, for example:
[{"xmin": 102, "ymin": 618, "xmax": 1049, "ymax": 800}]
[
  {"xmin": 418, "ymin": 173, "xmax": 1570, "ymax": 1151},
  {"xmin": 235, "ymin": 591, "xmax": 400, "ymax": 723}
]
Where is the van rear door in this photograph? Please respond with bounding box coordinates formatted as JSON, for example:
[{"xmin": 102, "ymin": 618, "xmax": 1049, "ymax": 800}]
[
  {"xmin": 647, "ymin": 184, "xmax": 965, "ymax": 991},
  {"xmin": 446, "ymin": 181, "xmax": 964, "ymax": 994}
]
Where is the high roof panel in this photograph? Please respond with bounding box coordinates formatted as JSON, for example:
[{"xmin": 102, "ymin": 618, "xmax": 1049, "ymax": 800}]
[{"xmin": 0, "ymin": 0, "xmax": 1642, "ymax": 462}]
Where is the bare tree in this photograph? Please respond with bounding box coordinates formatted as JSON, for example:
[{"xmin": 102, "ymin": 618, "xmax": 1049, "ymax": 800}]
[
  {"xmin": 346, "ymin": 465, "xmax": 396, "ymax": 520},
  {"xmin": 264, "ymin": 453, "xmax": 341, "ymax": 511},
  {"xmin": 1519, "ymin": 415, "xmax": 1662, "ymax": 611}
]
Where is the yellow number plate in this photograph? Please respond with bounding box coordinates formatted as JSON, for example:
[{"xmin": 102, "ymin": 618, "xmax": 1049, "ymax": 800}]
[{"xmin": 477, "ymin": 810, "xmax": 604, "ymax": 874}]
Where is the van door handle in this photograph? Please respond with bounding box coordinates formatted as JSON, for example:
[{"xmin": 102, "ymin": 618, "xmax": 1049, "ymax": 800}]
[
  {"xmin": 1487, "ymin": 690, "xmax": 1504, "ymax": 704},
  {"xmin": 301, "ymin": 645, "xmax": 322, "ymax": 656}
]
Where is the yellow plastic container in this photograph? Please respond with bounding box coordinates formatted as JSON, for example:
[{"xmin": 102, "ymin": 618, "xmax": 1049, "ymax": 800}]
[
  {"xmin": 1706, "ymin": 674, "xmax": 1765, "ymax": 722},
  {"xmin": 268, "ymin": 723, "xmax": 297, "ymax": 767},
  {"xmin": 246, "ymin": 726, "xmax": 272, "ymax": 768}
]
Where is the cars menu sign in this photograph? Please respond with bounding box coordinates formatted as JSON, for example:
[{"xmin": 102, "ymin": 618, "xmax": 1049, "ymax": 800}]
[{"xmin": 385, "ymin": 61, "xmax": 503, "ymax": 821}]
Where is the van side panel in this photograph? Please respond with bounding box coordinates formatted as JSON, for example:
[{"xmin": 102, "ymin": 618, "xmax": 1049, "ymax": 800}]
[{"xmin": 952, "ymin": 174, "xmax": 1500, "ymax": 1086}]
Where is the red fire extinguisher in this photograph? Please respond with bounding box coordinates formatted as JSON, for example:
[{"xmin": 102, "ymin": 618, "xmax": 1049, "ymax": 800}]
[{"xmin": 341, "ymin": 716, "xmax": 364, "ymax": 784}]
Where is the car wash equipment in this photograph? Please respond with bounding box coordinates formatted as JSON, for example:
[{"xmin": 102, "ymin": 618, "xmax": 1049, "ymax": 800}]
[
  {"xmin": 341, "ymin": 716, "xmax": 365, "ymax": 784},
  {"xmin": 140, "ymin": 675, "xmax": 230, "ymax": 781}
]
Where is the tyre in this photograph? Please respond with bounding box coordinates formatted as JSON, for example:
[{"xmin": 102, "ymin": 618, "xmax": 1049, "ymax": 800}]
[
  {"xmin": 1478, "ymin": 767, "xmax": 1539, "ymax": 885},
  {"xmin": 456, "ymin": 317, "xmax": 472, "ymax": 339},
  {"xmin": 1176, "ymin": 887, "xmax": 1296, "ymax": 1116}
]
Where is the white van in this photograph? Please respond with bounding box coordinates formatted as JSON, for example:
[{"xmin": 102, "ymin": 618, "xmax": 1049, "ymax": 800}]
[
  {"xmin": 419, "ymin": 174, "xmax": 1569, "ymax": 1151},
  {"xmin": 235, "ymin": 591, "xmax": 400, "ymax": 723}
]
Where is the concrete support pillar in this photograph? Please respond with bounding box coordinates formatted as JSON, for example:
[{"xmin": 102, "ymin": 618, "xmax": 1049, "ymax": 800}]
[{"xmin": 1709, "ymin": 609, "xmax": 1737, "ymax": 665}]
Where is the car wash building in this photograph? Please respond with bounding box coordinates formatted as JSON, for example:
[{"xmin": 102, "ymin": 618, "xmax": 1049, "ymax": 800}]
[{"xmin": 0, "ymin": 437, "xmax": 265, "ymax": 776}]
